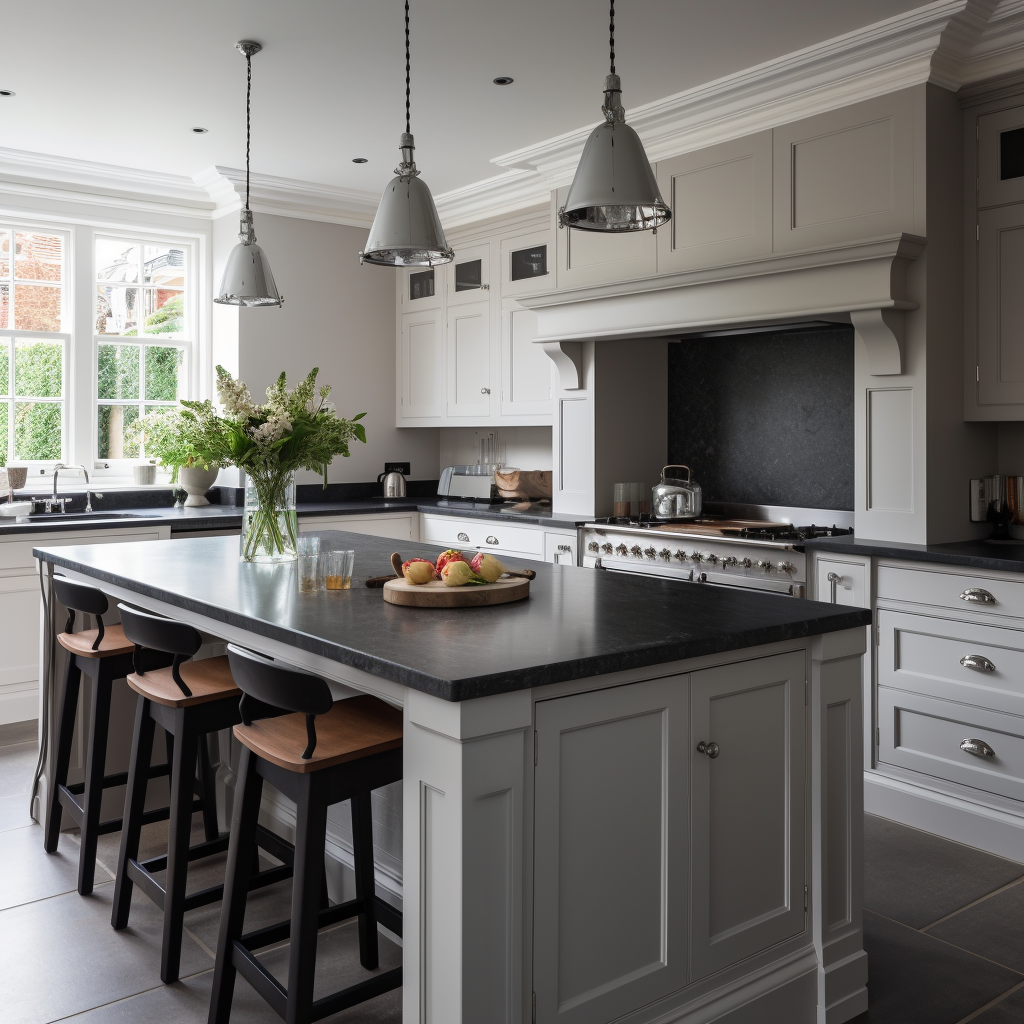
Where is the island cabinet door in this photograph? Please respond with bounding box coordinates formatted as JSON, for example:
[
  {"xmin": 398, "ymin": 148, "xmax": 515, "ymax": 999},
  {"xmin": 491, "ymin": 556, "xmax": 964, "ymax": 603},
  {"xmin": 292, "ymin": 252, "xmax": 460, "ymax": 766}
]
[
  {"xmin": 533, "ymin": 675, "xmax": 689, "ymax": 1024},
  {"xmin": 689, "ymin": 650, "xmax": 807, "ymax": 980}
]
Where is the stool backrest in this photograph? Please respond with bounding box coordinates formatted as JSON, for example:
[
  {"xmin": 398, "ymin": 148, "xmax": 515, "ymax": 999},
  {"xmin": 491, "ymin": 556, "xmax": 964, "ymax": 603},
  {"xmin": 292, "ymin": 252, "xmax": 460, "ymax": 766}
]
[
  {"xmin": 52, "ymin": 576, "xmax": 109, "ymax": 651},
  {"xmin": 226, "ymin": 644, "xmax": 333, "ymax": 759},
  {"xmin": 118, "ymin": 604, "xmax": 202, "ymax": 698}
]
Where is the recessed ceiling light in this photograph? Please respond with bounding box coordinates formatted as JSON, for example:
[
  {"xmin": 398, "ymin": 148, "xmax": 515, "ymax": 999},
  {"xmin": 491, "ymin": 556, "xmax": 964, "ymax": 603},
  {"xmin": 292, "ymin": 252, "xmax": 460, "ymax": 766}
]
[
  {"xmin": 191, "ymin": 126, "xmax": 209, "ymax": 133},
  {"xmin": 493, "ymin": 76, "xmax": 514, "ymax": 86},
  {"xmin": 0, "ymin": 90, "xmax": 15, "ymax": 97},
  {"xmin": 352, "ymin": 157, "xmax": 368, "ymax": 163}
]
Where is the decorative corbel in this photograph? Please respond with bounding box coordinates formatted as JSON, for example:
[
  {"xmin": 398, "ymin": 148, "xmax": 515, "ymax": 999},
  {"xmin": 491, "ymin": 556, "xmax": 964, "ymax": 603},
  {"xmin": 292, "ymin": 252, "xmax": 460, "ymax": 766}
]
[
  {"xmin": 851, "ymin": 308, "xmax": 904, "ymax": 376},
  {"xmin": 540, "ymin": 341, "xmax": 584, "ymax": 390}
]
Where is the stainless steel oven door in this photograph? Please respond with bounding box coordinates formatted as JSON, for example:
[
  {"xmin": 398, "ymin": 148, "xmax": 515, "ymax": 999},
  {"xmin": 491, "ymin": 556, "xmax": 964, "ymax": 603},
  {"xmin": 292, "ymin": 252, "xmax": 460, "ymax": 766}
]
[
  {"xmin": 596, "ymin": 559, "xmax": 804, "ymax": 597},
  {"xmin": 595, "ymin": 558, "xmax": 694, "ymax": 583}
]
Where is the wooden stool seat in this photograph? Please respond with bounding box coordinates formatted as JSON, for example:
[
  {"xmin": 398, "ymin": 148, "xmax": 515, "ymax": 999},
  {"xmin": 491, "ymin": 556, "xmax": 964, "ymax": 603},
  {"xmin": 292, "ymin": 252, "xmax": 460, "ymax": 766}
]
[
  {"xmin": 127, "ymin": 655, "xmax": 238, "ymax": 708},
  {"xmin": 234, "ymin": 694, "xmax": 402, "ymax": 773},
  {"xmin": 58, "ymin": 624, "xmax": 134, "ymax": 658}
]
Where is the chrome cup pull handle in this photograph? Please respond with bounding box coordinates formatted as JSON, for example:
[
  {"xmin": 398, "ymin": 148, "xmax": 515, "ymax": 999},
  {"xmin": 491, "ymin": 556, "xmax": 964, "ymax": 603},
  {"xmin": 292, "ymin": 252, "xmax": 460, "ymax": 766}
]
[
  {"xmin": 960, "ymin": 654, "xmax": 996, "ymax": 673},
  {"xmin": 457, "ymin": 532, "xmax": 470, "ymax": 543},
  {"xmin": 960, "ymin": 737, "xmax": 996, "ymax": 759},
  {"xmin": 961, "ymin": 588, "xmax": 996, "ymax": 605},
  {"xmin": 486, "ymin": 535, "xmax": 499, "ymax": 546},
  {"xmin": 696, "ymin": 740, "xmax": 720, "ymax": 759}
]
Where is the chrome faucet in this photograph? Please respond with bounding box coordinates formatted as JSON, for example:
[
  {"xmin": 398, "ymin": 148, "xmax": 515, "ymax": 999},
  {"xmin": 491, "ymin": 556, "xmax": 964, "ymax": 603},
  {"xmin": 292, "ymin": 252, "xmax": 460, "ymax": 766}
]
[{"xmin": 50, "ymin": 463, "xmax": 92, "ymax": 513}]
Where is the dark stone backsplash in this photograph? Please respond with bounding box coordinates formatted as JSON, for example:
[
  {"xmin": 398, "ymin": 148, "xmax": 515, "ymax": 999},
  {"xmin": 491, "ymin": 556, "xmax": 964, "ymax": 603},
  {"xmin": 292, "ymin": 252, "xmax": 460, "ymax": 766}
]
[{"xmin": 667, "ymin": 327, "xmax": 854, "ymax": 511}]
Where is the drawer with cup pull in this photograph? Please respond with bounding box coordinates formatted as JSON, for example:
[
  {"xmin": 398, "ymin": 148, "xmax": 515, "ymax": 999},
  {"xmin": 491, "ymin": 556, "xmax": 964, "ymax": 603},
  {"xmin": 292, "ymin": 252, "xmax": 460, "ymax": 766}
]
[
  {"xmin": 878, "ymin": 609, "xmax": 1024, "ymax": 717},
  {"xmin": 878, "ymin": 685, "xmax": 1024, "ymax": 802},
  {"xmin": 419, "ymin": 515, "xmax": 545, "ymax": 557},
  {"xmin": 877, "ymin": 563, "xmax": 1024, "ymax": 621}
]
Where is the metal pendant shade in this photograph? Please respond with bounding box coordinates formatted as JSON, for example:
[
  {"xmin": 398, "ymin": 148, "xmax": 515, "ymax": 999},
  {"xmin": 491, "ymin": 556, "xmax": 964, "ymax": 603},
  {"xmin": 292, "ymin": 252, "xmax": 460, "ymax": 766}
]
[
  {"xmin": 359, "ymin": 2, "xmax": 453, "ymax": 267},
  {"xmin": 215, "ymin": 41, "xmax": 283, "ymax": 307},
  {"xmin": 560, "ymin": 5, "xmax": 670, "ymax": 232},
  {"xmin": 360, "ymin": 134, "xmax": 454, "ymax": 267}
]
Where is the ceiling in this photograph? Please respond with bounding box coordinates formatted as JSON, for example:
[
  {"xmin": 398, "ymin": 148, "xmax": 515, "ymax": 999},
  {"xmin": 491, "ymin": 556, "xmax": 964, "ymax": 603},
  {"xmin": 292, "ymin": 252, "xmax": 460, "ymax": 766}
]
[{"xmin": 5, "ymin": 0, "xmax": 929, "ymax": 199}]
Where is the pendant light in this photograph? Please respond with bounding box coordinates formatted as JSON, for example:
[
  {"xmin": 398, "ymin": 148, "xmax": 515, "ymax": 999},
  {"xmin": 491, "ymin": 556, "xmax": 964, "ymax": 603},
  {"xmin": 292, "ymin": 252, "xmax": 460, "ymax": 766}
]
[
  {"xmin": 214, "ymin": 41, "xmax": 284, "ymax": 306},
  {"xmin": 360, "ymin": 0, "xmax": 454, "ymax": 267},
  {"xmin": 560, "ymin": 0, "xmax": 670, "ymax": 232}
]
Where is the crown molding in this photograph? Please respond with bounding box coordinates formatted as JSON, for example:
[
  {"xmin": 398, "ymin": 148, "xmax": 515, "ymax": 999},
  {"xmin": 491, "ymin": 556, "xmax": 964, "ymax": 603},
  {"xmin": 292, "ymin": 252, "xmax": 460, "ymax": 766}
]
[{"xmin": 194, "ymin": 166, "xmax": 379, "ymax": 229}]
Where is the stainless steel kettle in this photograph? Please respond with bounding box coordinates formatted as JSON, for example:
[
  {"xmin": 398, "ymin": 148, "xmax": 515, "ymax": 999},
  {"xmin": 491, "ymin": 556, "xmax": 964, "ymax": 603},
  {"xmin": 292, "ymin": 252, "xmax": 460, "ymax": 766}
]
[
  {"xmin": 652, "ymin": 465, "xmax": 702, "ymax": 520},
  {"xmin": 378, "ymin": 470, "xmax": 407, "ymax": 498}
]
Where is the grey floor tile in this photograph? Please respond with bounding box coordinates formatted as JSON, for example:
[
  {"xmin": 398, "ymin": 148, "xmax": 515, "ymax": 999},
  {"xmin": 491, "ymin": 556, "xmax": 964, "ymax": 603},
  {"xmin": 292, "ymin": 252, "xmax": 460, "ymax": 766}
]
[
  {"xmin": 184, "ymin": 874, "xmax": 296, "ymax": 956},
  {"xmin": 863, "ymin": 814, "xmax": 1024, "ymax": 928},
  {"xmin": 0, "ymin": 720, "xmax": 37, "ymax": 746},
  {"xmin": 0, "ymin": 881, "xmax": 212, "ymax": 1024},
  {"xmin": 860, "ymin": 910, "xmax": 1021, "ymax": 1024},
  {"xmin": 972, "ymin": 982, "xmax": 1024, "ymax": 1023},
  {"xmin": 0, "ymin": 822, "xmax": 111, "ymax": 911},
  {"xmin": 928, "ymin": 879, "xmax": 1024, "ymax": 973},
  {"xmin": 0, "ymin": 740, "xmax": 40, "ymax": 798},
  {"xmin": 0, "ymin": 789, "xmax": 36, "ymax": 832}
]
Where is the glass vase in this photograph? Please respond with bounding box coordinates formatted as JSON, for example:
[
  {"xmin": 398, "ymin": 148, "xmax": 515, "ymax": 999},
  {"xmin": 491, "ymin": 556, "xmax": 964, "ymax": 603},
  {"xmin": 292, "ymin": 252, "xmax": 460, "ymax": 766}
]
[{"xmin": 240, "ymin": 468, "xmax": 298, "ymax": 563}]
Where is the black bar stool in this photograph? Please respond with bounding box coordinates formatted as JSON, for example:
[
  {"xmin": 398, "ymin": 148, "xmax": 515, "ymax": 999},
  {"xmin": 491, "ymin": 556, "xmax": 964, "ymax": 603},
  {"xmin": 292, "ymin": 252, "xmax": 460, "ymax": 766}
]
[
  {"xmin": 208, "ymin": 645, "xmax": 403, "ymax": 1024},
  {"xmin": 111, "ymin": 605, "xmax": 294, "ymax": 984},
  {"xmin": 44, "ymin": 578, "xmax": 175, "ymax": 896}
]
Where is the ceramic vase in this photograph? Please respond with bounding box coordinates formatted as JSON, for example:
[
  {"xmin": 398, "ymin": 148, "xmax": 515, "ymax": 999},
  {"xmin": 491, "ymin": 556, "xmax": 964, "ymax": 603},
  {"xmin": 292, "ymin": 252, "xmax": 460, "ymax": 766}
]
[{"xmin": 178, "ymin": 465, "xmax": 219, "ymax": 507}]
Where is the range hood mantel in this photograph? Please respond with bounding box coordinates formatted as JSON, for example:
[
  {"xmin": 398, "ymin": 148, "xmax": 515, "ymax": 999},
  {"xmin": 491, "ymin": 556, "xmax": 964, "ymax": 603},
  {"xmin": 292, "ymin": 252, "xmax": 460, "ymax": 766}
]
[{"xmin": 521, "ymin": 232, "xmax": 924, "ymax": 381}]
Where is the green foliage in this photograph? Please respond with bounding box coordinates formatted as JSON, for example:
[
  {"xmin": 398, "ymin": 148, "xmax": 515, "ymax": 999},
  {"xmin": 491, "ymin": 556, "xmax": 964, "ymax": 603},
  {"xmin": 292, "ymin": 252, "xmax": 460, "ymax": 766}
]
[
  {"xmin": 3, "ymin": 340, "xmax": 63, "ymax": 460},
  {"xmin": 123, "ymin": 294, "xmax": 183, "ymax": 337},
  {"xmin": 16, "ymin": 402, "xmax": 61, "ymax": 460},
  {"xmin": 129, "ymin": 401, "xmax": 224, "ymax": 481}
]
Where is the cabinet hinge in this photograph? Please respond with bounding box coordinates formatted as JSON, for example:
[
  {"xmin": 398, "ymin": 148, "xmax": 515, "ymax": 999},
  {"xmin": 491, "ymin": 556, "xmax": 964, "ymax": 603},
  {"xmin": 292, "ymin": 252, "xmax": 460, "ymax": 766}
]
[
  {"xmin": 804, "ymin": 885, "xmax": 808, "ymax": 910},
  {"xmin": 977, "ymin": 365, "xmax": 981, "ymax": 382},
  {"xmin": 532, "ymin": 991, "xmax": 537, "ymax": 1024},
  {"xmin": 977, "ymin": 176, "xmax": 980, "ymax": 191},
  {"xmin": 977, "ymin": 224, "xmax": 981, "ymax": 241},
  {"xmin": 876, "ymin": 727, "xmax": 881, "ymax": 748},
  {"xmin": 534, "ymin": 731, "xmax": 538, "ymax": 766},
  {"xmin": 804, "ymin": 679, "xmax": 809, "ymax": 705},
  {"xmin": 977, "ymin": 124, "xmax": 981, "ymax": 139}
]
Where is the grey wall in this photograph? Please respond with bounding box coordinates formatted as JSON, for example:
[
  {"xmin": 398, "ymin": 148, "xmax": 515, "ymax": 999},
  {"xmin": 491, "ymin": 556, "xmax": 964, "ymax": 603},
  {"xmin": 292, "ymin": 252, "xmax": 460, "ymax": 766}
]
[{"xmin": 667, "ymin": 327, "xmax": 855, "ymax": 511}]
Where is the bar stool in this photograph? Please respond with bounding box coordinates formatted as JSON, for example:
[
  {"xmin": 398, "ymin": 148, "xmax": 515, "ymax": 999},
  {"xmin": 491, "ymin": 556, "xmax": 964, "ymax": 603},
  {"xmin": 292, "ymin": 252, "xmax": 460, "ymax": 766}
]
[
  {"xmin": 44, "ymin": 578, "xmax": 176, "ymax": 896},
  {"xmin": 208, "ymin": 645, "xmax": 403, "ymax": 1024},
  {"xmin": 111, "ymin": 605, "xmax": 294, "ymax": 984}
]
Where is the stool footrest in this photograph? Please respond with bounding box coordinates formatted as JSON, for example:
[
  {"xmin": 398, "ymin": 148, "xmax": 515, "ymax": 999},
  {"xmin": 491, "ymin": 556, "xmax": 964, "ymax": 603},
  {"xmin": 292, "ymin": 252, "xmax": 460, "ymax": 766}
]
[
  {"xmin": 126, "ymin": 857, "xmax": 166, "ymax": 910},
  {"xmin": 232, "ymin": 941, "xmax": 287, "ymax": 1017}
]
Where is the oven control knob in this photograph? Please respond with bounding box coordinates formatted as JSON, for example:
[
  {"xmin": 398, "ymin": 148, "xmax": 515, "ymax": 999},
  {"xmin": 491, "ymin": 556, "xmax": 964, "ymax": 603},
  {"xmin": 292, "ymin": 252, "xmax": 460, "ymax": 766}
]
[
  {"xmin": 720, "ymin": 556, "xmax": 738, "ymax": 568},
  {"xmin": 659, "ymin": 548, "xmax": 672, "ymax": 561},
  {"xmin": 689, "ymin": 550, "xmax": 702, "ymax": 562},
  {"xmin": 601, "ymin": 543, "xmax": 613, "ymax": 555},
  {"xmin": 702, "ymin": 552, "xmax": 719, "ymax": 565},
  {"xmin": 777, "ymin": 561, "xmax": 797, "ymax": 576},
  {"xmin": 757, "ymin": 559, "xmax": 775, "ymax": 573},
  {"xmin": 674, "ymin": 549, "xmax": 687, "ymax": 562},
  {"xmin": 630, "ymin": 545, "xmax": 643, "ymax": 558},
  {"xmin": 738, "ymin": 557, "xmax": 752, "ymax": 569},
  {"xmin": 587, "ymin": 541, "xmax": 599, "ymax": 553},
  {"xmin": 615, "ymin": 544, "xmax": 628, "ymax": 556},
  {"xmin": 644, "ymin": 546, "xmax": 657, "ymax": 560}
]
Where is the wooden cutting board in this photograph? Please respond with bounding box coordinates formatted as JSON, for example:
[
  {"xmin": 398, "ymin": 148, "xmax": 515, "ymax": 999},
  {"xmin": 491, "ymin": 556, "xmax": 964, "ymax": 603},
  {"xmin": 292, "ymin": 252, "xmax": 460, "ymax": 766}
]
[{"xmin": 382, "ymin": 576, "xmax": 530, "ymax": 608}]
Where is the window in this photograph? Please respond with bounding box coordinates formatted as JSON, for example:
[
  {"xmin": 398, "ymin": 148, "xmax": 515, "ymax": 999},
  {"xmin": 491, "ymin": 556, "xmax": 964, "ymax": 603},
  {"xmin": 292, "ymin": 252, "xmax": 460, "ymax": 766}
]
[
  {"xmin": 94, "ymin": 237, "xmax": 190, "ymax": 461},
  {"xmin": 0, "ymin": 229, "xmax": 67, "ymax": 463}
]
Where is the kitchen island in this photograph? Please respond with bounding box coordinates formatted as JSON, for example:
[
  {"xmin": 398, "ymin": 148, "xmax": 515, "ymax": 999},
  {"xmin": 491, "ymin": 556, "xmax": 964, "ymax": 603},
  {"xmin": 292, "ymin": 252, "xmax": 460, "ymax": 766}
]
[{"xmin": 34, "ymin": 532, "xmax": 872, "ymax": 1024}]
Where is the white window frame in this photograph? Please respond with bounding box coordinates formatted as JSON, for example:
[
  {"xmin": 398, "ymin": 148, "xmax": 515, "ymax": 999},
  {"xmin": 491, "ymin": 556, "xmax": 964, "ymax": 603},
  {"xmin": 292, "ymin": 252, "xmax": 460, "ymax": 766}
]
[{"xmin": 0, "ymin": 223, "xmax": 71, "ymax": 472}]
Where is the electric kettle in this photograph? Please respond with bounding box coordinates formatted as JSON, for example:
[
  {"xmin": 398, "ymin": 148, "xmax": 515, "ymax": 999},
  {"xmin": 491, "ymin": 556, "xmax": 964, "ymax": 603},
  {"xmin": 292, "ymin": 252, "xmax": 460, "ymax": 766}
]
[
  {"xmin": 652, "ymin": 465, "xmax": 702, "ymax": 520},
  {"xmin": 378, "ymin": 470, "xmax": 407, "ymax": 498}
]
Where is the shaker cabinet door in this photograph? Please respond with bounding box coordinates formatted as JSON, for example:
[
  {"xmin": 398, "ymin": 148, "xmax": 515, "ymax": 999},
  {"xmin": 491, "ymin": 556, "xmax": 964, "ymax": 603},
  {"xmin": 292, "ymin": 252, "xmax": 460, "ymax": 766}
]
[
  {"xmin": 533, "ymin": 676, "xmax": 689, "ymax": 1024},
  {"xmin": 446, "ymin": 300, "xmax": 491, "ymax": 418},
  {"xmin": 500, "ymin": 302, "xmax": 553, "ymax": 417},
  {"xmin": 689, "ymin": 650, "xmax": 807, "ymax": 979},
  {"xmin": 978, "ymin": 204, "xmax": 1024, "ymax": 409},
  {"xmin": 398, "ymin": 310, "xmax": 445, "ymax": 421}
]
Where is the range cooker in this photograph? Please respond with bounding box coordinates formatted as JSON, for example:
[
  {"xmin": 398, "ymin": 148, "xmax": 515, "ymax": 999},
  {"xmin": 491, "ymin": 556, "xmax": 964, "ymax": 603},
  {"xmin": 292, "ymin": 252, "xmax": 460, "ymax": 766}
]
[{"xmin": 579, "ymin": 505, "xmax": 854, "ymax": 598}]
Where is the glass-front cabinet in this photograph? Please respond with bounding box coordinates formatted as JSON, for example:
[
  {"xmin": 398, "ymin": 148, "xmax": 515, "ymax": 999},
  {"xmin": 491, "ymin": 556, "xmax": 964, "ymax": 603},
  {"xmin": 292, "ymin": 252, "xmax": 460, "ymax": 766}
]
[
  {"xmin": 500, "ymin": 230, "xmax": 552, "ymax": 298},
  {"xmin": 446, "ymin": 242, "xmax": 490, "ymax": 305}
]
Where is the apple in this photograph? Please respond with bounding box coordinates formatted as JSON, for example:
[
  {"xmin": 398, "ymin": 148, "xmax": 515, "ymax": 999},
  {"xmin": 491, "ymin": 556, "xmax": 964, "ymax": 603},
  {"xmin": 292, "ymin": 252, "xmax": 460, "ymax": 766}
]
[
  {"xmin": 402, "ymin": 558, "xmax": 436, "ymax": 585},
  {"xmin": 435, "ymin": 549, "xmax": 465, "ymax": 574},
  {"xmin": 441, "ymin": 560, "xmax": 480, "ymax": 587},
  {"xmin": 470, "ymin": 552, "xmax": 506, "ymax": 583}
]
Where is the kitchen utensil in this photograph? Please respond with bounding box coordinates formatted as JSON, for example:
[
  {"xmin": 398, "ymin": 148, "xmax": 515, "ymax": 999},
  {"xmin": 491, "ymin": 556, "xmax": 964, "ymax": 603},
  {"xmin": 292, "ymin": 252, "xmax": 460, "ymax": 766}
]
[
  {"xmin": 324, "ymin": 550, "xmax": 354, "ymax": 590},
  {"xmin": 378, "ymin": 469, "xmax": 407, "ymax": 497},
  {"xmin": 652, "ymin": 465, "xmax": 703, "ymax": 520},
  {"xmin": 382, "ymin": 576, "xmax": 529, "ymax": 608}
]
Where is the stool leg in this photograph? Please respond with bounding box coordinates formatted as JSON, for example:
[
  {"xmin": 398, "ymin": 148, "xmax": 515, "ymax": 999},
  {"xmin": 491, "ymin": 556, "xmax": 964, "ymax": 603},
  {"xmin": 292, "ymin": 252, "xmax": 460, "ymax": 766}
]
[
  {"xmin": 43, "ymin": 656, "xmax": 81, "ymax": 853},
  {"xmin": 286, "ymin": 775, "xmax": 329, "ymax": 1024},
  {"xmin": 161, "ymin": 709, "xmax": 197, "ymax": 984},
  {"xmin": 112, "ymin": 697, "xmax": 155, "ymax": 930},
  {"xmin": 209, "ymin": 747, "xmax": 263, "ymax": 1024},
  {"xmin": 350, "ymin": 791, "xmax": 380, "ymax": 971},
  {"xmin": 77, "ymin": 669, "xmax": 113, "ymax": 895},
  {"xmin": 197, "ymin": 732, "xmax": 220, "ymax": 842}
]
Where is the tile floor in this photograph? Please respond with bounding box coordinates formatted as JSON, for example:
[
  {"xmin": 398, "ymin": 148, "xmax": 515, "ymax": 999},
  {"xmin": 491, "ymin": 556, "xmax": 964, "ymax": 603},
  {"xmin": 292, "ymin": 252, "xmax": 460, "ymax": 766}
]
[{"xmin": 6, "ymin": 721, "xmax": 1024, "ymax": 1024}]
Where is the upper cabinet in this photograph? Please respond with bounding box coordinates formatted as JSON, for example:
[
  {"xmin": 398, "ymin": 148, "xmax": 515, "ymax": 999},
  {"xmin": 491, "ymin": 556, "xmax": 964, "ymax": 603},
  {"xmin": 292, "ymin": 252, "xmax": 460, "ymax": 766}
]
[
  {"xmin": 772, "ymin": 90, "xmax": 920, "ymax": 253},
  {"xmin": 399, "ymin": 265, "xmax": 443, "ymax": 310},
  {"xmin": 979, "ymin": 105, "xmax": 1024, "ymax": 208},
  {"xmin": 500, "ymin": 230, "xmax": 552, "ymax": 298},
  {"xmin": 656, "ymin": 132, "xmax": 772, "ymax": 273},
  {"xmin": 447, "ymin": 242, "xmax": 491, "ymax": 306}
]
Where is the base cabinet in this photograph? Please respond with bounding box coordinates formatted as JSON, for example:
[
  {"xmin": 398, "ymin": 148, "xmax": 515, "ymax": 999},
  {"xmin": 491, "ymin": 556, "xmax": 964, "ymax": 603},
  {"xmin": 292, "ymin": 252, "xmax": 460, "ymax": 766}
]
[{"xmin": 533, "ymin": 651, "xmax": 807, "ymax": 1024}]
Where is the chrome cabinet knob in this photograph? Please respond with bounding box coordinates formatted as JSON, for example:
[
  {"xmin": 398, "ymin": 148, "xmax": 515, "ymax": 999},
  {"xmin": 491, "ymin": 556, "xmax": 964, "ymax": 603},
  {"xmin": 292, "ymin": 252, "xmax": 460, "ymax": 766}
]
[
  {"xmin": 616, "ymin": 544, "xmax": 628, "ymax": 556},
  {"xmin": 486, "ymin": 535, "xmax": 499, "ymax": 545},
  {"xmin": 480, "ymin": 387, "xmax": 491, "ymax": 394},
  {"xmin": 558, "ymin": 543, "xmax": 572, "ymax": 552},
  {"xmin": 674, "ymin": 550, "xmax": 687, "ymax": 562},
  {"xmin": 960, "ymin": 654, "xmax": 996, "ymax": 673},
  {"xmin": 738, "ymin": 557, "xmax": 752, "ymax": 569},
  {"xmin": 602, "ymin": 543, "xmax": 613, "ymax": 555},
  {"xmin": 587, "ymin": 541, "xmax": 599, "ymax": 553},
  {"xmin": 630, "ymin": 545, "xmax": 643, "ymax": 558},
  {"xmin": 757, "ymin": 559, "xmax": 775, "ymax": 573},
  {"xmin": 659, "ymin": 548, "xmax": 672, "ymax": 561},
  {"xmin": 960, "ymin": 737, "xmax": 996, "ymax": 758},
  {"xmin": 643, "ymin": 546, "xmax": 657, "ymax": 559},
  {"xmin": 696, "ymin": 740, "xmax": 720, "ymax": 758},
  {"xmin": 777, "ymin": 561, "xmax": 797, "ymax": 576},
  {"xmin": 960, "ymin": 588, "xmax": 996, "ymax": 605},
  {"xmin": 720, "ymin": 556, "xmax": 738, "ymax": 568},
  {"xmin": 457, "ymin": 532, "xmax": 470, "ymax": 543}
]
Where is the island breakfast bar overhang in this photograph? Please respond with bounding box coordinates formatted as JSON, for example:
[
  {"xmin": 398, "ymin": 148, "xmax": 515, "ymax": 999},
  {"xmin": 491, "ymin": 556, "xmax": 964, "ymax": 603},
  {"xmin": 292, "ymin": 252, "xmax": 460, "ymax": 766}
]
[{"xmin": 32, "ymin": 533, "xmax": 871, "ymax": 1024}]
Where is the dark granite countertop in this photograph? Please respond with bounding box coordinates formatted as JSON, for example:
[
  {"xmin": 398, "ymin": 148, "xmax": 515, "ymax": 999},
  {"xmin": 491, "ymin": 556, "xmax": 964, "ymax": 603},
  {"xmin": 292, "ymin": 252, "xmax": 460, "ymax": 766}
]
[
  {"xmin": 805, "ymin": 536, "xmax": 1024, "ymax": 574},
  {"xmin": 0, "ymin": 498, "xmax": 584, "ymax": 537},
  {"xmin": 34, "ymin": 532, "xmax": 871, "ymax": 702}
]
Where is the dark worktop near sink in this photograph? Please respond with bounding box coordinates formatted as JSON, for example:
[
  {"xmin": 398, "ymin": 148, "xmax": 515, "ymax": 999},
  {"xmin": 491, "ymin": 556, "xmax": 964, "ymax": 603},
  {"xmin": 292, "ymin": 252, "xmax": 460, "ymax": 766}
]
[{"xmin": 805, "ymin": 535, "xmax": 1024, "ymax": 574}]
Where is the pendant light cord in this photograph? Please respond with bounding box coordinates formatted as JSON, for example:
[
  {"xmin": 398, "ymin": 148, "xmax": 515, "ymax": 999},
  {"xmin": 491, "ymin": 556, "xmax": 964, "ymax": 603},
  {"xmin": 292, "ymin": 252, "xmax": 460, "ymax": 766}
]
[
  {"xmin": 609, "ymin": 0, "xmax": 615, "ymax": 75},
  {"xmin": 405, "ymin": 0, "xmax": 411, "ymax": 134},
  {"xmin": 245, "ymin": 49, "xmax": 252, "ymax": 211}
]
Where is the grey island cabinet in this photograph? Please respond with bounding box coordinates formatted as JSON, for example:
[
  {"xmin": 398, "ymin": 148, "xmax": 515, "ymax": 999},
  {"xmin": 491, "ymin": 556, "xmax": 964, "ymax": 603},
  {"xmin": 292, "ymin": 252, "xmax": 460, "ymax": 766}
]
[{"xmin": 33, "ymin": 532, "xmax": 871, "ymax": 1024}]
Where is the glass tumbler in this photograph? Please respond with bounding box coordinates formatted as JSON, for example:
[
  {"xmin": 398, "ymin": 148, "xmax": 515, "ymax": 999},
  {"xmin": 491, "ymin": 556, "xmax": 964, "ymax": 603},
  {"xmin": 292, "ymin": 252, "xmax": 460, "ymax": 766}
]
[
  {"xmin": 324, "ymin": 550, "xmax": 355, "ymax": 591},
  {"xmin": 297, "ymin": 535, "xmax": 320, "ymax": 556},
  {"xmin": 297, "ymin": 553, "xmax": 321, "ymax": 594},
  {"xmin": 613, "ymin": 483, "xmax": 630, "ymax": 519}
]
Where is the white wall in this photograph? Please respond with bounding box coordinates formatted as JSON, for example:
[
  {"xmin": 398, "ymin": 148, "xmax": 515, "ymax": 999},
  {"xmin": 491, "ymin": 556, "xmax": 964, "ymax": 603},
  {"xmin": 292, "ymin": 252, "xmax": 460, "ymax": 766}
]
[
  {"xmin": 438, "ymin": 426, "xmax": 552, "ymax": 472},
  {"xmin": 217, "ymin": 213, "xmax": 440, "ymax": 485}
]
